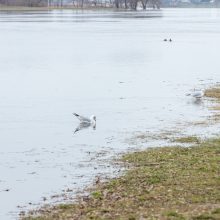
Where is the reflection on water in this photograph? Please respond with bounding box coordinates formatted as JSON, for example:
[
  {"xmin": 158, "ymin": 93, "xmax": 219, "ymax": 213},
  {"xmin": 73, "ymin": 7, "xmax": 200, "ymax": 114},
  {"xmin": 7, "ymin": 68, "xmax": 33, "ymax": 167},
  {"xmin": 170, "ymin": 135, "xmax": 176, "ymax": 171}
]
[
  {"xmin": 0, "ymin": 8, "xmax": 220, "ymax": 219},
  {"xmin": 0, "ymin": 10, "xmax": 162, "ymax": 22},
  {"xmin": 192, "ymin": 99, "xmax": 203, "ymax": 106},
  {"xmin": 74, "ymin": 121, "xmax": 96, "ymax": 133}
]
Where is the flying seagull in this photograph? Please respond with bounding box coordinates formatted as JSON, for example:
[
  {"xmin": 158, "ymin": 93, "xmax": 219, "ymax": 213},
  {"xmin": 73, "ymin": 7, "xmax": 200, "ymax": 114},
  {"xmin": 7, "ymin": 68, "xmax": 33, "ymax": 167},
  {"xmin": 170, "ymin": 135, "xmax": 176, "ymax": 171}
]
[{"xmin": 73, "ymin": 113, "xmax": 96, "ymax": 133}]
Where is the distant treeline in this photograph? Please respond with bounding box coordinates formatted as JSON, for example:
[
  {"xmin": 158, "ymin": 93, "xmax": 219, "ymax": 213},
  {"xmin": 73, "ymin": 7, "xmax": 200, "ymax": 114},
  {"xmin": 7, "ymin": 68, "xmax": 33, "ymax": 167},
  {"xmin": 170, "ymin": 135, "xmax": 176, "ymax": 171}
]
[
  {"xmin": 0, "ymin": 0, "xmax": 160, "ymax": 9},
  {"xmin": 0, "ymin": 0, "xmax": 46, "ymax": 6}
]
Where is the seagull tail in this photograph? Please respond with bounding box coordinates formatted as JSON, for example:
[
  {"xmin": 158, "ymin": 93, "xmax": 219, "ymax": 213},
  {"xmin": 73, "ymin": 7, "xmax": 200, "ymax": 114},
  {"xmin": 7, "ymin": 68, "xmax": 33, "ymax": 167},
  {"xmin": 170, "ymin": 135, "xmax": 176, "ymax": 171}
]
[
  {"xmin": 73, "ymin": 113, "xmax": 80, "ymax": 117},
  {"xmin": 186, "ymin": 93, "xmax": 191, "ymax": 96}
]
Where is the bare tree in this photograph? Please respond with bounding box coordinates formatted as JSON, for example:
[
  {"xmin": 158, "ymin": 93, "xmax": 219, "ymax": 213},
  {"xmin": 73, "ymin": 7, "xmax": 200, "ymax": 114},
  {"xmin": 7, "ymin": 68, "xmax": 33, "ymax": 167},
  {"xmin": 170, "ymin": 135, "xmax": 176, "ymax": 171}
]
[
  {"xmin": 115, "ymin": 0, "xmax": 119, "ymax": 8},
  {"xmin": 141, "ymin": 0, "xmax": 149, "ymax": 9}
]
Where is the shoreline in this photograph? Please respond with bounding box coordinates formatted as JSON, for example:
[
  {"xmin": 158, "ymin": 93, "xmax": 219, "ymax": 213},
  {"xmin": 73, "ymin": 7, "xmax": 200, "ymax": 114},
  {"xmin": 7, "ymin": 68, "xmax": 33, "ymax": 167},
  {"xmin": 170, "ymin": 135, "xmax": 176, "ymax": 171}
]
[
  {"xmin": 0, "ymin": 6, "xmax": 219, "ymax": 12},
  {"xmin": 21, "ymin": 137, "xmax": 220, "ymax": 220},
  {"xmin": 21, "ymin": 87, "xmax": 220, "ymax": 219}
]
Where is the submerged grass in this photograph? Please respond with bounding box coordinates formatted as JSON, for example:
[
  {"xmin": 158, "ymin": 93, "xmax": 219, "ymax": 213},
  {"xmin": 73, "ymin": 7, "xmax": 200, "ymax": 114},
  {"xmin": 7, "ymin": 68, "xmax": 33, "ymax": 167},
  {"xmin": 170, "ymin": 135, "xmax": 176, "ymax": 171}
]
[
  {"xmin": 172, "ymin": 136, "xmax": 201, "ymax": 144},
  {"xmin": 22, "ymin": 137, "xmax": 220, "ymax": 220}
]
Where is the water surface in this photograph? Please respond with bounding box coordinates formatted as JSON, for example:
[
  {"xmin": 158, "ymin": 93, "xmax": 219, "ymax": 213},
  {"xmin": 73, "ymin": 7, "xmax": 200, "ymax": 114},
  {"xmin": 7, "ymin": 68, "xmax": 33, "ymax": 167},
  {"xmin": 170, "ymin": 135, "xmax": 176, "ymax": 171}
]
[{"xmin": 0, "ymin": 8, "xmax": 220, "ymax": 219}]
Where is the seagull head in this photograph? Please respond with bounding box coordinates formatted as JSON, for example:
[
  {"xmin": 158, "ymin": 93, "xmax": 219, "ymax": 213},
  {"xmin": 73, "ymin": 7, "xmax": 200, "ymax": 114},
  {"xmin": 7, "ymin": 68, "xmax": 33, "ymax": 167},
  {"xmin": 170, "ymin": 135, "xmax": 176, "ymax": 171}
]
[{"xmin": 90, "ymin": 115, "xmax": 96, "ymax": 122}]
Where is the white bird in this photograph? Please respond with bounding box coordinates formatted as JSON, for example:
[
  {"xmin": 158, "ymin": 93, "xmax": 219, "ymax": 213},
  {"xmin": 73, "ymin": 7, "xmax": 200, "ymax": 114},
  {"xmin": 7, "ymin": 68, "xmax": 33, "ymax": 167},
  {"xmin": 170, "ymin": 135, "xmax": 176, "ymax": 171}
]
[
  {"xmin": 73, "ymin": 113, "xmax": 96, "ymax": 133},
  {"xmin": 186, "ymin": 90, "xmax": 204, "ymax": 99}
]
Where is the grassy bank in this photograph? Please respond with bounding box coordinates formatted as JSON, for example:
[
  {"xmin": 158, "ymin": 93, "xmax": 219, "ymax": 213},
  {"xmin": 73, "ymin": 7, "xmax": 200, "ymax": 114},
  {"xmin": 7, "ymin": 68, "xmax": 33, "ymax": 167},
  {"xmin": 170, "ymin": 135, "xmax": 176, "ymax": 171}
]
[{"xmin": 22, "ymin": 137, "xmax": 220, "ymax": 220}]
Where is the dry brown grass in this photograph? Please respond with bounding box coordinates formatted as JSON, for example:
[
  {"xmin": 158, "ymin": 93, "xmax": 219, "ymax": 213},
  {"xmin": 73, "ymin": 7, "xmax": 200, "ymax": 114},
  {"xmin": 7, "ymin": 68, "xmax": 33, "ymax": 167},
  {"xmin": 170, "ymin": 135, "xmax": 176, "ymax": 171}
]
[{"xmin": 205, "ymin": 87, "xmax": 220, "ymax": 99}]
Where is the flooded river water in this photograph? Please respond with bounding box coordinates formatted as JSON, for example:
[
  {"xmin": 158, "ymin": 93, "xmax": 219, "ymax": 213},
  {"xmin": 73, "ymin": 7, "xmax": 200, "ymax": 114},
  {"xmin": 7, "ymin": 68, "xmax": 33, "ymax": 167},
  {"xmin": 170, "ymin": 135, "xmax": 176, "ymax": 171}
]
[{"xmin": 0, "ymin": 8, "xmax": 220, "ymax": 219}]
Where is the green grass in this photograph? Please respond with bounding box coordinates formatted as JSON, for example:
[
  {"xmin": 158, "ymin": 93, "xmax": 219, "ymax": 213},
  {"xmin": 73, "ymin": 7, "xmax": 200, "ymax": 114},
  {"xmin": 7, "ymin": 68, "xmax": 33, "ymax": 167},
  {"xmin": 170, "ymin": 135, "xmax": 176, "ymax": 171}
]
[
  {"xmin": 22, "ymin": 137, "xmax": 220, "ymax": 220},
  {"xmin": 91, "ymin": 191, "xmax": 103, "ymax": 200},
  {"xmin": 166, "ymin": 211, "xmax": 185, "ymax": 220},
  {"xmin": 172, "ymin": 136, "xmax": 201, "ymax": 144}
]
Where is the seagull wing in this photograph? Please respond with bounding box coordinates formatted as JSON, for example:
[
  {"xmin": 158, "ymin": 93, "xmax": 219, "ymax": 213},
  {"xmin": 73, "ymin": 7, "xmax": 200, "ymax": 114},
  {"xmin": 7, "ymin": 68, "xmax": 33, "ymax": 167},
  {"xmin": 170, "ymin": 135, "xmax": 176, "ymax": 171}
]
[
  {"xmin": 193, "ymin": 91, "xmax": 203, "ymax": 98},
  {"xmin": 73, "ymin": 113, "xmax": 91, "ymax": 123}
]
